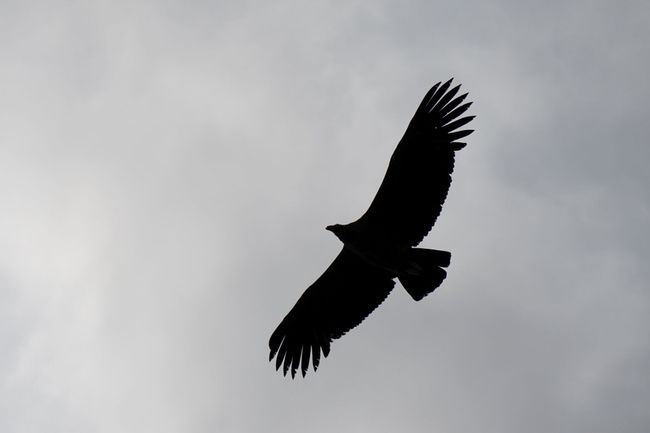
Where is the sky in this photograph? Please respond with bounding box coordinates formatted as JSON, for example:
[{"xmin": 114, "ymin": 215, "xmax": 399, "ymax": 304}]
[{"xmin": 1, "ymin": 0, "xmax": 649, "ymax": 432}]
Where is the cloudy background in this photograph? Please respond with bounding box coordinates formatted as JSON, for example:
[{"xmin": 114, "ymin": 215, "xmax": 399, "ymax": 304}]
[{"xmin": 1, "ymin": 0, "xmax": 649, "ymax": 432}]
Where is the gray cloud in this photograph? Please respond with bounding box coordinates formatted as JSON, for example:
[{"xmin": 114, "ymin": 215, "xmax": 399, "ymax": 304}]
[{"xmin": 1, "ymin": 1, "xmax": 648, "ymax": 432}]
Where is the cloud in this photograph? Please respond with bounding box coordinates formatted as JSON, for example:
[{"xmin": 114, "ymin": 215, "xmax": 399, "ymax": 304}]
[{"xmin": 1, "ymin": 1, "xmax": 649, "ymax": 432}]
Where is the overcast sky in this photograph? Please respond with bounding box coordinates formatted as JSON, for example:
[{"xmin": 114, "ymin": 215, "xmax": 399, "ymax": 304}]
[{"xmin": 1, "ymin": 1, "xmax": 649, "ymax": 432}]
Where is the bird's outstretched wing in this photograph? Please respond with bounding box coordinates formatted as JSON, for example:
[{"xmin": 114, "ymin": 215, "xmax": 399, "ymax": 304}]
[
  {"xmin": 269, "ymin": 248, "xmax": 395, "ymax": 378},
  {"xmin": 359, "ymin": 79, "xmax": 474, "ymax": 247}
]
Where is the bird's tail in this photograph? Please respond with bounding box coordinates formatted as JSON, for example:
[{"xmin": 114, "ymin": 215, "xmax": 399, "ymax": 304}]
[{"xmin": 398, "ymin": 248, "xmax": 451, "ymax": 301}]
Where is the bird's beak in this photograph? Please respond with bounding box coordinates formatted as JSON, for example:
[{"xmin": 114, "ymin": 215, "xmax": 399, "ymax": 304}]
[{"xmin": 325, "ymin": 225, "xmax": 334, "ymax": 232}]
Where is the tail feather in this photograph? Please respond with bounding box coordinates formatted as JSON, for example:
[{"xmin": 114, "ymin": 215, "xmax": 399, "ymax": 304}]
[{"xmin": 398, "ymin": 248, "xmax": 451, "ymax": 301}]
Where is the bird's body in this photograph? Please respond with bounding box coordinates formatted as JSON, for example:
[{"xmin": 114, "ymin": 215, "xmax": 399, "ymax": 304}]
[
  {"xmin": 326, "ymin": 222, "xmax": 400, "ymax": 272},
  {"xmin": 269, "ymin": 79, "xmax": 474, "ymax": 378},
  {"xmin": 326, "ymin": 222, "xmax": 447, "ymax": 280}
]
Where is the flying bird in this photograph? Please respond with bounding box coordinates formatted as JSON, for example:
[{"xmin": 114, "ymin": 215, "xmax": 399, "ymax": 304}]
[{"xmin": 269, "ymin": 79, "xmax": 474, "ymax": 378}]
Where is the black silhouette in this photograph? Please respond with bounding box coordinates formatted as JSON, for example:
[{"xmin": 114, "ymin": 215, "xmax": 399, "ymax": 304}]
[{"xmin": 269, "ymin": 79, "xmax": 474, "ymax": 378}]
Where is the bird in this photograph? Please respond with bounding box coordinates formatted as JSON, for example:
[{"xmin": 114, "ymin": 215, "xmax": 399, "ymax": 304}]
[{"xmin": 269, "ymin": 78, "xmax": 474, "ymax": 378}]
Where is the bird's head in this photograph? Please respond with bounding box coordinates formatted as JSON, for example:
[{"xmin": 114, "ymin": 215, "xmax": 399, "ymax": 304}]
[
  {"xmin": 326, "ymin": 224, "xmax": 345, "ymax": 240},
  {"xmin": 326, "ymin": 223, "xmax": 356, "ymax": 244},
  {"xmin": 326, "ymin": 223, "xmax": 341, "ymax": 234}
]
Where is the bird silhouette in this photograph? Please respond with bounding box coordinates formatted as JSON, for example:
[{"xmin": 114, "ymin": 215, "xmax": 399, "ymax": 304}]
[{"xmin": 269, "ymin": 79, "xmax": 474, "ymax": 378}]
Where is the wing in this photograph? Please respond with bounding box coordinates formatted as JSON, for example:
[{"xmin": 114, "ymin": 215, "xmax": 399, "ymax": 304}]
[
  {"xmin": 269, "ymin": 248, "xmax": 395, "ymax": 378},
  {"xmin": 358, "ymin": 79, "xmax": 474, "ymax": 247}
]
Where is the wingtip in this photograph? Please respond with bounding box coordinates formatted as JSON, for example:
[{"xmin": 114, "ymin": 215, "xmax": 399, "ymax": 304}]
[
  {"xmin": 322, "ymin": 341, "xmax": 331, "ymax": 358},
  {"xmin": 313, "ymin": 355, "xmax": 320, "ymax": 372},
  {"xmin": 440, "ymin": 78, "xmax": 453, "ymax": 91},
  {"xmin": 275, "ymin": 348, "xmax": 285, "ymax": 371},
  {"xmin": 269, "ymin": 344, "xmax": 278, "ymax": 363}
]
